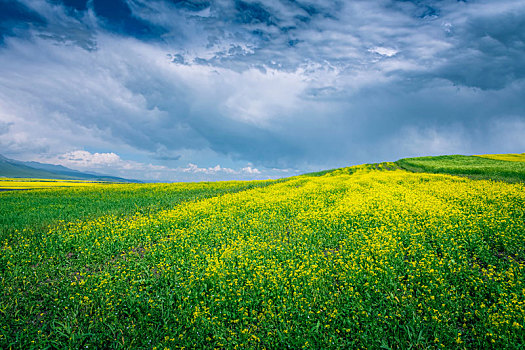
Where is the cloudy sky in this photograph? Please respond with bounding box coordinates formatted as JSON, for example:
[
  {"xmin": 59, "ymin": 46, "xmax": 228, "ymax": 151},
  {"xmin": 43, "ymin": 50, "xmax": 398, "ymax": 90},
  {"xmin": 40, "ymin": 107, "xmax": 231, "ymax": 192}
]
[{"xmin": 1, "ymin": 0, "xmax": 524, "ymax": 181}]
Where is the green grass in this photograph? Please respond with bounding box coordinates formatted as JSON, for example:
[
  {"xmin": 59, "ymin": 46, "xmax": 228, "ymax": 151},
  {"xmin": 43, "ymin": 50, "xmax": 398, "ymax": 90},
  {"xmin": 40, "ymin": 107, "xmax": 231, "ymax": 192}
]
[{"xmin": 396, "ymin": 155, "xmax": 525, "ymax": 182}]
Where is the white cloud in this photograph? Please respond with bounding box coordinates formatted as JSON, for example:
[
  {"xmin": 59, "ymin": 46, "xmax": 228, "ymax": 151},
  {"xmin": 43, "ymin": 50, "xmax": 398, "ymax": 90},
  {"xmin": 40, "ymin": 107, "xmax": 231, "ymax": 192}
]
[
  {"xmin": 241, "ymin": 166, "xmax": 261, "ymax": 174},
  {"xmin": 183, "ymin": 163, "xmax": 237, "ymax": 175},
  {"xmin": 58, "ymin": 150, "xmax": 120, "ymax": 167},
  {"xmin": 369, "ymin": 47, "xmax": 398, "ymax": 57},
  {"xmin": 40, "ymin": 151, "xmax": 283, "ymax": 181},
  {"xmin": 50, "ymin": 150, "xmax": 167, "ymax": 173}
]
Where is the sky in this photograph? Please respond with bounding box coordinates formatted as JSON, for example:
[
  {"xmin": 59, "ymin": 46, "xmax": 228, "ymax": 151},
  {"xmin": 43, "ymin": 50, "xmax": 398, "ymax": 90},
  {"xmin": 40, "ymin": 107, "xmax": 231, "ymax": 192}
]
[{"xmin": 1, "ymin": 0, "xmax": 524, "ymax": 181}]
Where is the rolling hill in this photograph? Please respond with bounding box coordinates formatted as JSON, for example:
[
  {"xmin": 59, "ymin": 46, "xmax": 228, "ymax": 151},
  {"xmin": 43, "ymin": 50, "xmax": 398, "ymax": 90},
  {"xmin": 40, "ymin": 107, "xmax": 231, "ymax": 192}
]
[{"xmin": 1, "ymin": 153, "xmax": 525, "ymax": 349}]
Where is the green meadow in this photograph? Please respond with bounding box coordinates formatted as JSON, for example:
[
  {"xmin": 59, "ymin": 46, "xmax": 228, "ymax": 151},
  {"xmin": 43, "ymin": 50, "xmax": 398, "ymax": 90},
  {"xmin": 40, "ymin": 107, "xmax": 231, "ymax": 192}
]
[{"xmin": 396, "ymin": 154, "xmax": 525, "ymax": 183}]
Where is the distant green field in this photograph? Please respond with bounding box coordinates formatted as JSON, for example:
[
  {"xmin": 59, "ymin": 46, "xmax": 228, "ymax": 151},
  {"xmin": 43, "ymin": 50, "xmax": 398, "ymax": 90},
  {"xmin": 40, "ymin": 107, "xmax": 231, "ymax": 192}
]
[{"xmin": 396, "ymin": 154, "xmax": 525, "ymax": 182}]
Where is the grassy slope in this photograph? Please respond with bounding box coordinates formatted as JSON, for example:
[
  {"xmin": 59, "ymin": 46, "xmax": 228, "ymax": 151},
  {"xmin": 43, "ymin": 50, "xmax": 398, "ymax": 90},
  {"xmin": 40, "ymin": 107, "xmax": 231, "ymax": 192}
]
[
  {"xmin": 395, "ymin": 154, "xmax": 525, "ymax": 182},
  {"xmin": 1, "ymin": 165, "xmax": 524, "ymax": 349}
]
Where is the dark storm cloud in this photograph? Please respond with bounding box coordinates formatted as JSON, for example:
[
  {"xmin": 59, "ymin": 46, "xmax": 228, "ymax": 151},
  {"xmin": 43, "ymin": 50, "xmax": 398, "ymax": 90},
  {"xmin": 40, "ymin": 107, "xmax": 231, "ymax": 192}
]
[
  {"xmin": 0, "ymin": 120, "xmax": 12, "ymax": 135},
  {"xmin": 91, "ymin": 0, "xmax": 167, "ymax": 38},
  {"xmin": 0, "ymin": 0, "xmax": 46, "ymax": 43},
  {"xmin": 169, "ymin": 0, "xmax": 211, "ymax": 12},
  {"xmin": 434, "ymin": 6, "xmax": 525, "ymax": 90},
  {"xmin": 49, "ymin": 0, "xmax": 88, "ymax": 12},
  {"xmin": 0, "ymin": 0, "xmax": 524, "ymax": 180},
  {"xmin": 389, "ymin": 0, "xmax": 442, "ymax": 19}
]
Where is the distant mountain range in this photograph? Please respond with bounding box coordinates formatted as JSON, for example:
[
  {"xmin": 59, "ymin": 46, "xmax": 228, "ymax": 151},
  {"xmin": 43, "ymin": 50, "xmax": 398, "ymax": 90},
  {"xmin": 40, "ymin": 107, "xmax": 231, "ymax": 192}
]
[{"xmin": 0, "ymin": 154, "xmax": 137, "ymax": 182}]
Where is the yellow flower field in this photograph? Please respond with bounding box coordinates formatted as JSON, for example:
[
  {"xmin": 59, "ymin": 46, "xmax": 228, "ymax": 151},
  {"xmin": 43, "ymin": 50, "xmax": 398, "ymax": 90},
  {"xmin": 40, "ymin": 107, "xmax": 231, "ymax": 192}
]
[
  {"xmin": 476, "ymin": 153, "xmax": 525, "ymax": 162},
  {"xmin": 1, "ymin": 165, "xmax": 524, "ymax": 348},
  {"xmin": 0, "ymin": 178, "xmax": 105, "ymax": 189}
]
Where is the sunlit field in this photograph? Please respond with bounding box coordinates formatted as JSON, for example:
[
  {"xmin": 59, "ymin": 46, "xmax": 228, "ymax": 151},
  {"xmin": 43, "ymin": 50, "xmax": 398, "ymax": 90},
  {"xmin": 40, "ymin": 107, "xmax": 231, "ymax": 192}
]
[
  {"xmin": 0, "ymin": 178, "xmax": 105, "ymax": 190},
  {"xmin": 1, "ymin": 158, "xmax": 525, "ymax": 349},
  {"xmin": 477, "ymin": 153, "xmax": 525, "ymax": 162}
]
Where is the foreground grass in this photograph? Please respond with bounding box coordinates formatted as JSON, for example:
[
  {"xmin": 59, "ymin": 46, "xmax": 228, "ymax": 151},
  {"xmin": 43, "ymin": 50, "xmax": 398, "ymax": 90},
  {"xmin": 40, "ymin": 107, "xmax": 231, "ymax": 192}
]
[
  {"xmin": 396, "ymin": 155, "xmax": 525, "ymax": 183},
  {"xmin": 1, "ymin": 164, "xmax": 524, "ymax": 349}
]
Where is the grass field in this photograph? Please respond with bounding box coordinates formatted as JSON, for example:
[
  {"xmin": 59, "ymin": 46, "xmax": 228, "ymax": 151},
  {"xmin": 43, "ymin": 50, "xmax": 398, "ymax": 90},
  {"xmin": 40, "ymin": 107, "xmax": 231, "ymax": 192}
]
[
  {"xmin": 1, "ymin": 156, "xmax": 525, "ymax": 349},
  {"xmin": 396, "ymin": 154, "xmax": 525, "ymax": 183}
]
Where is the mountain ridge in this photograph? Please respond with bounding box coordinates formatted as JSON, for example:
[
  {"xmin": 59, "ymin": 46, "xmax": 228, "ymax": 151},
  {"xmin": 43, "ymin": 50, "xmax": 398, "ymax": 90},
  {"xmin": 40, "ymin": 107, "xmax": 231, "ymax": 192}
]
[{"xmin": 0, "ymin": 154, "xmax": 138, "ymax": 182}]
